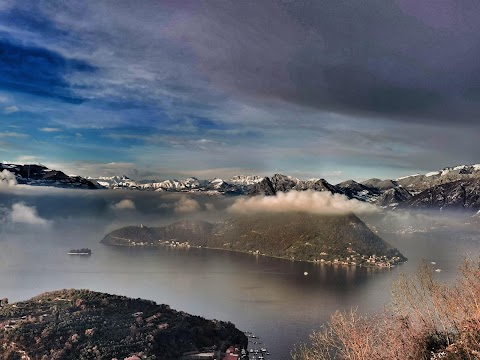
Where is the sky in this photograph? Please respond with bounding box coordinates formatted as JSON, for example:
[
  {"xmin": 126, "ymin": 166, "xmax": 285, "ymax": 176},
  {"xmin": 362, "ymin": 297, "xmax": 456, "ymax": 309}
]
[{"xmin": 1, "ymin": 0, "xmax": 480, "ymax": 183}]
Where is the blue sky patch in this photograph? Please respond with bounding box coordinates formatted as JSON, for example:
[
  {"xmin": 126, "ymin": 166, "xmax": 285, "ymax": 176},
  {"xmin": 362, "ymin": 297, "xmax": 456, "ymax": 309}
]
[{"xmin": 0, "ymin": 37, "xmax": 95, "ymax": 103}]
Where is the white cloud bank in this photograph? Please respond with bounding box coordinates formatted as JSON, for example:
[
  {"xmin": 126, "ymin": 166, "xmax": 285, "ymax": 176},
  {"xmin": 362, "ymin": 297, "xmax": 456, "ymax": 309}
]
[
  {"xmin": 10, "ymin": 202, "xmax": 50, "ymax": 225},
  {"xmin": 229, "ymin": 190, "xmax": 378, "ymax": 215},
  {"xmin": 174, "ymin": 196, "xmax": 201, "ymax": 213},
  {"xmin": 112, "ymin": 199, "xmax": 136, "ymax": 210},
  {"xmin": 0, "ymin": 169, "xmax": 17, "ymax": 187}
]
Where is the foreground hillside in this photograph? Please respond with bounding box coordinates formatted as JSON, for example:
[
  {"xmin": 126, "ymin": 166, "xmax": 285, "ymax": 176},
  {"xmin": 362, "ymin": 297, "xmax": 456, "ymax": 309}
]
[
  {"xmin": 0, "ymin": 289, "xmax": 246, "ymax": 360},
  {"xmin": 102, "ymin": 213, "xmax": 406, "ymax": 267},
  {"xmin": 294, "ymin": 259, "xmax": 480, "ymax": 360}
]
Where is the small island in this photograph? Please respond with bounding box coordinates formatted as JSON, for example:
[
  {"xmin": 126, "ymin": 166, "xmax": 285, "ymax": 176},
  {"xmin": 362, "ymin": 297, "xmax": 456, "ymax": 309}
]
[
  {"xmin": 68, "ymin": 248, "xmax": 92, "ymax": 256},
  {"xmin": 102, "ymin": 212, "xmax": 406, "ymax": 268},
  {"xmin": 0, "ymin": 289, "xmax": 247, "ymax": 360}
]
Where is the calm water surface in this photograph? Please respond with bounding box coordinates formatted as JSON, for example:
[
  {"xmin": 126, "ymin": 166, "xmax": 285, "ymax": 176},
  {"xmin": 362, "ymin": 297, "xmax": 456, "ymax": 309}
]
[{"xmin": 0, "ymin": 228, "xmax": 479, "ymax": 359}]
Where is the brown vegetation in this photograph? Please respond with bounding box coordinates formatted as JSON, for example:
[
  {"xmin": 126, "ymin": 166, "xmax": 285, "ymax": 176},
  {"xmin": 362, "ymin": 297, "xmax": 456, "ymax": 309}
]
[
  {"xmin": 293, "ymin": 259, "xmax": 480, "ymax": 360},
  {"xmin": 0, "ymin": 289, "xmax": 247, "ymax": 360}
]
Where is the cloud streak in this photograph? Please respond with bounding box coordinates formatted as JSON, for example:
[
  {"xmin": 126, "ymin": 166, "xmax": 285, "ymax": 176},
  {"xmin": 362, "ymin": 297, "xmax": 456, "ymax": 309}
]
[
  {"xmin": 111, "ymin": 199, "xmax": 136, "ymax": 210},
  {"xmin": 229, "ymin": 190, "xmax": 378, "ymax": 216}
]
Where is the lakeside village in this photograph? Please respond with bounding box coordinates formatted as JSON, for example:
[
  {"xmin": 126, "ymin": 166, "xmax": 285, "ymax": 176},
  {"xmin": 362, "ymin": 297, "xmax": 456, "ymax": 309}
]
[
  {"xmin": 125, "ymin": 237, "xmax": 403, "ymax": 268},
  {"xmin": 182, "ymin": 332, "xmax": 271, "ymax": 360}
]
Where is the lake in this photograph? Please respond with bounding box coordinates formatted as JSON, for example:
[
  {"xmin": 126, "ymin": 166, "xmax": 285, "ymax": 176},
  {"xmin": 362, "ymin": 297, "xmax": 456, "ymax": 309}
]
[{"xmin": 1, "ymin": 225, "xmax": 479, "ymax": 359}]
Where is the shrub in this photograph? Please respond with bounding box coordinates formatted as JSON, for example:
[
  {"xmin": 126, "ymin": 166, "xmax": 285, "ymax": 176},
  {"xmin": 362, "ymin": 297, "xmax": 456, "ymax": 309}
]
[{"xmin": 293, "ymin": 258, "xmax": 480, "ymax": 360}]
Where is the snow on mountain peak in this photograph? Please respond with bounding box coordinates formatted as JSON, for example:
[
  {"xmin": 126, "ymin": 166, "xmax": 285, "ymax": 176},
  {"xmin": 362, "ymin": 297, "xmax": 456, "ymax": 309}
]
[
  {"xmin": 229, "ymin": 175, "xmax": 263, "ymax": 185},
  {"xmin": 396, "ymin": 174, "xmax": 420, "ymax": 181}
]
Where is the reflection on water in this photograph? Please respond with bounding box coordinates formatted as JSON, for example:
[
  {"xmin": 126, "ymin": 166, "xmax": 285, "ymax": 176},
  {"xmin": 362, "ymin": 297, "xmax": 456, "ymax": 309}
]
[{"xmin": 0, "ymin": 228, "xmax": 479, "ymax": 359}]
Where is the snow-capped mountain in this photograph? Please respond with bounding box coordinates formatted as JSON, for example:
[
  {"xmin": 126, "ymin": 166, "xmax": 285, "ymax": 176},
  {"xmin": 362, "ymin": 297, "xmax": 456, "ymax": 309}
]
[
  {"xmin": 228, "ymin": 175, "xmax": 263, "ymax": 186},
  {"xmin": 376, "ymin": 187, "xmax": 412, "ymax": 207},
  {"xmin": 1, "ymin": 163, "xmax": 97, "ymax": 189},
  {"xmin": 87, "ymin": 175, "xmax": 139, "ymax": 189},
  {"xmin": 7, "ymin": 161, "xmax": 480, "ymax": 212},
  {"xmin": 88, "ymin": 175, "xmax": 252, "ymax": 194},
  {"xmin": 394, "ymin": 164, "xmax": 480, "ymax": 192},
  {"xmin": 140, "ymin": 178, "xmax": 209, "ymax": 191},
  {"xmin": 336, "ymin": 180, "xmax": 380, "ymax": 202},
  {"xmin": 403, "ymin": 179, "xmax": 480, "ymax": 210},
  {"xmin": 67, "ymin": 163, "xmax": 480, "ymax": 212},
  {"xmin": 249, "ymin": 174, "xmax": 344, "ymax": 196}
]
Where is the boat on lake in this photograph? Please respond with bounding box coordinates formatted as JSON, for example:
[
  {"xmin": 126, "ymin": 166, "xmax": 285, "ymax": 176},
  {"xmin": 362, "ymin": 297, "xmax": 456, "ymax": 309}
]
[{"xmin": 68, "ymin": 248, "xmax": 92, "ymax": 255}]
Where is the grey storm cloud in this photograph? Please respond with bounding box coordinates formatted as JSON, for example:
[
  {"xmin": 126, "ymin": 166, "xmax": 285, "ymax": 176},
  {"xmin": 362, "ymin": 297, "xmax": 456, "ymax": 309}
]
[
  {"xmin": 2, "ymin": 0, "xmax": 480, "ymax": 182},
  {"xmin": 5, "ymin": 0, "xmax": 480, "ymax": 124},
  {"xmin": 166, "ymin": 0, "xmax": 480, "ymax": 123}
]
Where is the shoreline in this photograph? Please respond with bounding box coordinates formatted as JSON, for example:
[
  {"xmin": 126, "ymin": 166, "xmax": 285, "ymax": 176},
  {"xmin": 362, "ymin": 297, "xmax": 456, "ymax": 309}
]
[{"xmin": 101, "ymin": 241, "xmax": 406, "ymax": 269}]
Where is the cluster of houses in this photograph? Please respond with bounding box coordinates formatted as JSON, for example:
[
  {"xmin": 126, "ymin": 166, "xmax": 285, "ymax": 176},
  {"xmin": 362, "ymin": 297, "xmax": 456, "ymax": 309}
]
[
  {"xmin": 307, "ymin": 248, "xmax": 402, "ymax": 268},
  {"xmin": 128, "ymin": 239, "xmax": 200, "ymax": 249},
  {"xmin": 160, "ymin": 240, "xmax": 192, "ymax": 248}
]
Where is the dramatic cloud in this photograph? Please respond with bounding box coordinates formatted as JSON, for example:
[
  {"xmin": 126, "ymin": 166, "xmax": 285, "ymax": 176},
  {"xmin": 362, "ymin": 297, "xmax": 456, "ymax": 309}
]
[
  {"xmin": 163, "ymin": 0, "xmax": 480, "ymax": 123},
  {"xmin": 111, "ymin": 199, "xmax": 136, "ymax": 210},
  {"xmin": 229, "ymin": 190, "xmax": 377, "ymax": 216},
  {"xmin": 0, "ymin": 169, "xmax": 17, "ymax": 187},
  {"xmin": 174, "ymin": 196, "xmax": 201, "ymax": 213},
  {"xmin": 9, "ymin": 202, "xmax": 50, "ymax": 225},
  {"xmin": 1, "ymin": 1, "xmax": 480, "ymax": 181}
]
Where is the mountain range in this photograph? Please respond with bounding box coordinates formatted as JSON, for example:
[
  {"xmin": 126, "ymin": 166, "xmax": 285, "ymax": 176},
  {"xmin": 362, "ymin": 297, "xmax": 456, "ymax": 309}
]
[{"xmin": 3, "ymin": 162, "xmax": 480, "ymax": 211}]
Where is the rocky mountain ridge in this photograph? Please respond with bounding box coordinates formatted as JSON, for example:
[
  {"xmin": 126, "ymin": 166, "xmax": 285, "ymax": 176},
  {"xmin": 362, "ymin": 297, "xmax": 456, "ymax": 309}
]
[
  {"xmin": 4, "ymin": 162, "xmax": 480, "ymax": 211},
  {"xmin": 1, "ymin": 163, "xmax": 97, "ymax": 189}
]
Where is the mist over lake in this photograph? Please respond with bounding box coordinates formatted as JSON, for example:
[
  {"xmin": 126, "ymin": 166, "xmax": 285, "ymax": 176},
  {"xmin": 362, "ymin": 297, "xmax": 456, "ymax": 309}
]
[{"xmin": 1, "ymin": 187, "xmax": 479, "ymax": 359}]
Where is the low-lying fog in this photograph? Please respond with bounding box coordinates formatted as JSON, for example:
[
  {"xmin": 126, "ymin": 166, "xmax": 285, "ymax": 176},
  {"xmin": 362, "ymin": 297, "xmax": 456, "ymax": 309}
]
[
  {"xmin": 1, "ymin": 185, "xmax": 478, "ymax": 244},
  {"xmin": 1, "ymin": 185, "xmax": 478, "ymax": 292},
  {"xmin": 1, "ymin": 186, "xmax": 479, "ymax": 359}
]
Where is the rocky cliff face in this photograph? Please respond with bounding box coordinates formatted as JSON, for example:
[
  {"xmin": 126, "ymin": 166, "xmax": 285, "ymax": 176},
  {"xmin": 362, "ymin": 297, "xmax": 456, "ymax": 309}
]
[
  {"xmin": 249, "ymin": 177, "xmax": 277, "ymax": 195},
  {"xmin": 396, "ymin": 164, "xmax": 480, "ymax": 192},
  {"xmin": 403, "ymin": 179, "xmax": 480, "ymax": 209},
  {"xmin": 1, "ymin": 163, "xmax": 98, "ymax": 189},
  {"xmin": 360, "ymin": 178, "xmax": 398, "ymax": 191},
  {"xmin": 376, "ymin": 187, "xmax": 413, "ymax": 207},
  {"xmin": 249, "ymin": 175, "xmax": 341, "ymax": 196},
  {"xmin": 336, "ymin": 180, "xmax": 380, "ymax": 202}
]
